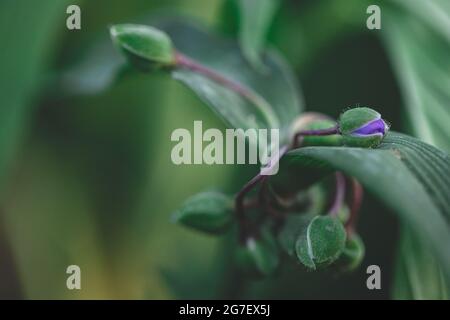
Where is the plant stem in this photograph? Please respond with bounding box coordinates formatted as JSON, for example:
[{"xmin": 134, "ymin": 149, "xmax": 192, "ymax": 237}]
[
  {"xmin": 258, "ymin": 178, "xmax": 280, "ymax": 220},
  {"xmin": 329, "ymin": 171, "xmax": 346, "ymax": 217},
  {"xmin": 293, "ymin": 125, "xmax": 340, "ymax": 147},
  {"xmin": 174, "ymin": 52, "xmax": 278, "ymax": 128},
  {"xmin": 346, "ymin": 178, "xmax": 363, "ymax": 235},
  {"xmin": 234, "ymin": 144, "xmax": 289, "ymax": 239}
]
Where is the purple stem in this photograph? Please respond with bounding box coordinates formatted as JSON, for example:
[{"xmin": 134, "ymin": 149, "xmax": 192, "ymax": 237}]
[
  {"xmin": 175, "ymin": 52, "xmax": 265, "ymax": 111},
  {"xmin": 329, "ymin": 172, "xmax": 346, "ymax": 217},
  {"xmin": 234, "ymin": 145, "xmax": 289, "ymax": 236},
  {"xmin": 346, "ymin": 178, "xmax": 363, "ymax": 235}
]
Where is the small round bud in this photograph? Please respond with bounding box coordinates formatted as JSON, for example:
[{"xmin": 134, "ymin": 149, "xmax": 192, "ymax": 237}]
[
  {"xmin": 295, "ymin": 216, "xmax": 346, "ymax": 270},
  {"xmin": 339, "ymin": 107, "xmax": 389, "ymax": 148},
  {"xmin": 110, "ymin": 24, "xmax": 175, "ymax": 70}
]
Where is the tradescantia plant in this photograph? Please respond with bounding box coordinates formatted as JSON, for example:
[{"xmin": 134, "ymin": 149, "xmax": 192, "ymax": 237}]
[{"xmin": 107, "ymin": 21, "xmax": 450, "ymax": 283}]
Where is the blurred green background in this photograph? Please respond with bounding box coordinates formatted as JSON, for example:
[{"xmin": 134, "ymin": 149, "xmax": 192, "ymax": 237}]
[{"xmin": 0, "ymin": 0, "xmax": 448, "ymax": 299}]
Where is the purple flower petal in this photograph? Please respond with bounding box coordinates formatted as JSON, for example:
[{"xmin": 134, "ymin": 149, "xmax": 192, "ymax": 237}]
[{"xmin": 352, "ymin": 118, "xmax": 386, "ymax": 136}]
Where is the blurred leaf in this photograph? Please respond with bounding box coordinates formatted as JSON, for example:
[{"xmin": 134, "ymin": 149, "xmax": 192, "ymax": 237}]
[
  {"xmin": 172, "ymin": 191, "xmax": 234, "ymax": 234},
  {"xmin": 392, "ymin": 0, "xmax": 450, "ymax": 43},
  {"xmin": 0, "ymin": 0, "xmax": 70, "ymax": 186},
  {"xmin": 393, "ymin": 225, "xmax": 449, "ymax": 300},
  {"xmin": 383, "ymin": 2, "xmax": 450, "ymax": 152},
  {"xmin": 295, "ymin": 216, "xmax": 346, "ymax": 270},
  {"xmin": 60, "ymin": 37, "xmax": 126, "ymax": 95},
  {"xmin": 383, "ymin": 3, "xmax": 450, "ymax": 298},
  {"xmin": 284, "ymin": 132, "xmax": 450, "ymax": 283},
  {"xmin": 235, "ymin": 0, "xmax": 279, "ymax": 71}
]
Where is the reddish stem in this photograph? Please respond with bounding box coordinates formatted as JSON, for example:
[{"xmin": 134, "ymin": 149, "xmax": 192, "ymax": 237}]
[
  {"xmin": 175, "ymin": 52, "xmax": 265, "ymax": 109},
  {"xmin": 329, "ymin": 172, "xmax": 346, "ymax": 217},
  {"xmin": 346, "ymin": 178, "xmax": 363, "ymax": 235},
  {"xmin": 234, "ymin": 145, "xmax": 289, "ymax": 239}
]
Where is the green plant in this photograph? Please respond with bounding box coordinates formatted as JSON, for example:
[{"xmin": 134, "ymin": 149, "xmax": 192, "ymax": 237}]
[
  {"xmin": 108, "ymin": 18, "xmax": 450, "ymax": 287},
  {"xmin": 2, "ymin": 0, "xmax": 448, "ymax": 300}
]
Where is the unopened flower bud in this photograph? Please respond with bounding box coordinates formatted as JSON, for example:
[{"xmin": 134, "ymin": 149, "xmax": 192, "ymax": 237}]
[
  {"xmin": 339, "ymin": 107, "xmax": 389, "ymax": 148},
  {"xmin": 295, "ymin": 216, "xmax": 346, "ymax": 270},
  {"xmin": 172, "ymin": 191, "xmax": 233, "ymax": 234},
  {"xmin": 110, "ymin": 24, "xmax": 175, "ymax": 70}
]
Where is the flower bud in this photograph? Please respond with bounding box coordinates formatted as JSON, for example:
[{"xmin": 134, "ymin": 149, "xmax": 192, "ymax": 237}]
[
  {"xmin": 110, "ymin": 24, "xmax": 175, "ymax": 70},
  {"xmin": 172, "ymin": 191, "xmax": 233, "ymax": 234},
  {"xmin": 295, "ymin": 216, "xmax": 346, "ymax": 270},
  {"xmin": 339, "ymin": 107, "xmax": 389, "ymax": 148}
]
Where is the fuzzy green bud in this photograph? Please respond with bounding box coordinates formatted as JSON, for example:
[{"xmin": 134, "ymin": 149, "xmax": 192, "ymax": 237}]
[
  {"xmin": 295, "ymin": 216, "xmax": 346, "ymax": 270},
  {"xmin": 339, "ymin": 107, "xmax": 389, "ymax": 148},
  {"xmin": 172, "ymin": 191, "xmax": 233, "ymax": 234},
  {"xmin": 110, "ymin": 24, "xmax": 175, "ymax": 70}
]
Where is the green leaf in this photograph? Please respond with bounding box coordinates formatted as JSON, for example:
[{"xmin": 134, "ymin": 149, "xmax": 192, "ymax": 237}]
[
  {"xmin": 283, "ymin": 132, "xmax": 450, "ymax": 283},
  {"xmin": 383, "ymin": 3, "xmax": 450, "ymax": 152},
  {"xmin": 172, "ymin": 191, "xmax": 234, "ymax": 234},
  {"xmin": 295, "ymin": 216, "xmax": 346, "ymax": 270},
  {"xmin": 393, "ymin": 225, "xmax": 449, "ymax": 300},
  {"xmin": 382, "ymin": 2, "xmax": 450, "ymax": 298},
  {"xmin": 0, "ymin": 0, "xmax": 71, "ymax": 186},
  {"xmin": 159, "ymin": 20, "xmax": 303, "ymax": 136},
  {"xmin": 110, "ymin": 24, "xmax": 176, "ymax": 70},
  {"xmin": 236, "ymin": 0, "xmax": 279, "ymax": 71}
]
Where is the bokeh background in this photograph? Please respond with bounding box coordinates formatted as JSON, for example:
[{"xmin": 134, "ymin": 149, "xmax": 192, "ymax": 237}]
[{"xmin": 0, "ymin": 0, "xmax": 448, "ymax": 299}]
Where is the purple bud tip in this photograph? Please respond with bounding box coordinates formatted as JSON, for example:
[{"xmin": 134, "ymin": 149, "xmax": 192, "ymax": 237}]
[{"xmin": 352, "ymin": 118, "xmax": 387, "ymax": 136}]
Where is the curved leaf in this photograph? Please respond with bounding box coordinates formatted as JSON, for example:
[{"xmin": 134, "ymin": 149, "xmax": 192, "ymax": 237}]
[
  {"xmin": 382, "ymin": 1, "xmax": 450, "ymax": 299},
  {"xmin": 283, "ymin": 132, "xmax": 450, "ymax": 283},
  {"xmin": 393, "ymin": 225, "xmax": 449, "ymax": 299},
  {"xmin": 0, "ymin": 0, "xmax": 71, "ymax": 185},
  {"xmin": 383, "ymin": 3, "xmax": 450, "ymax": 152}
]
